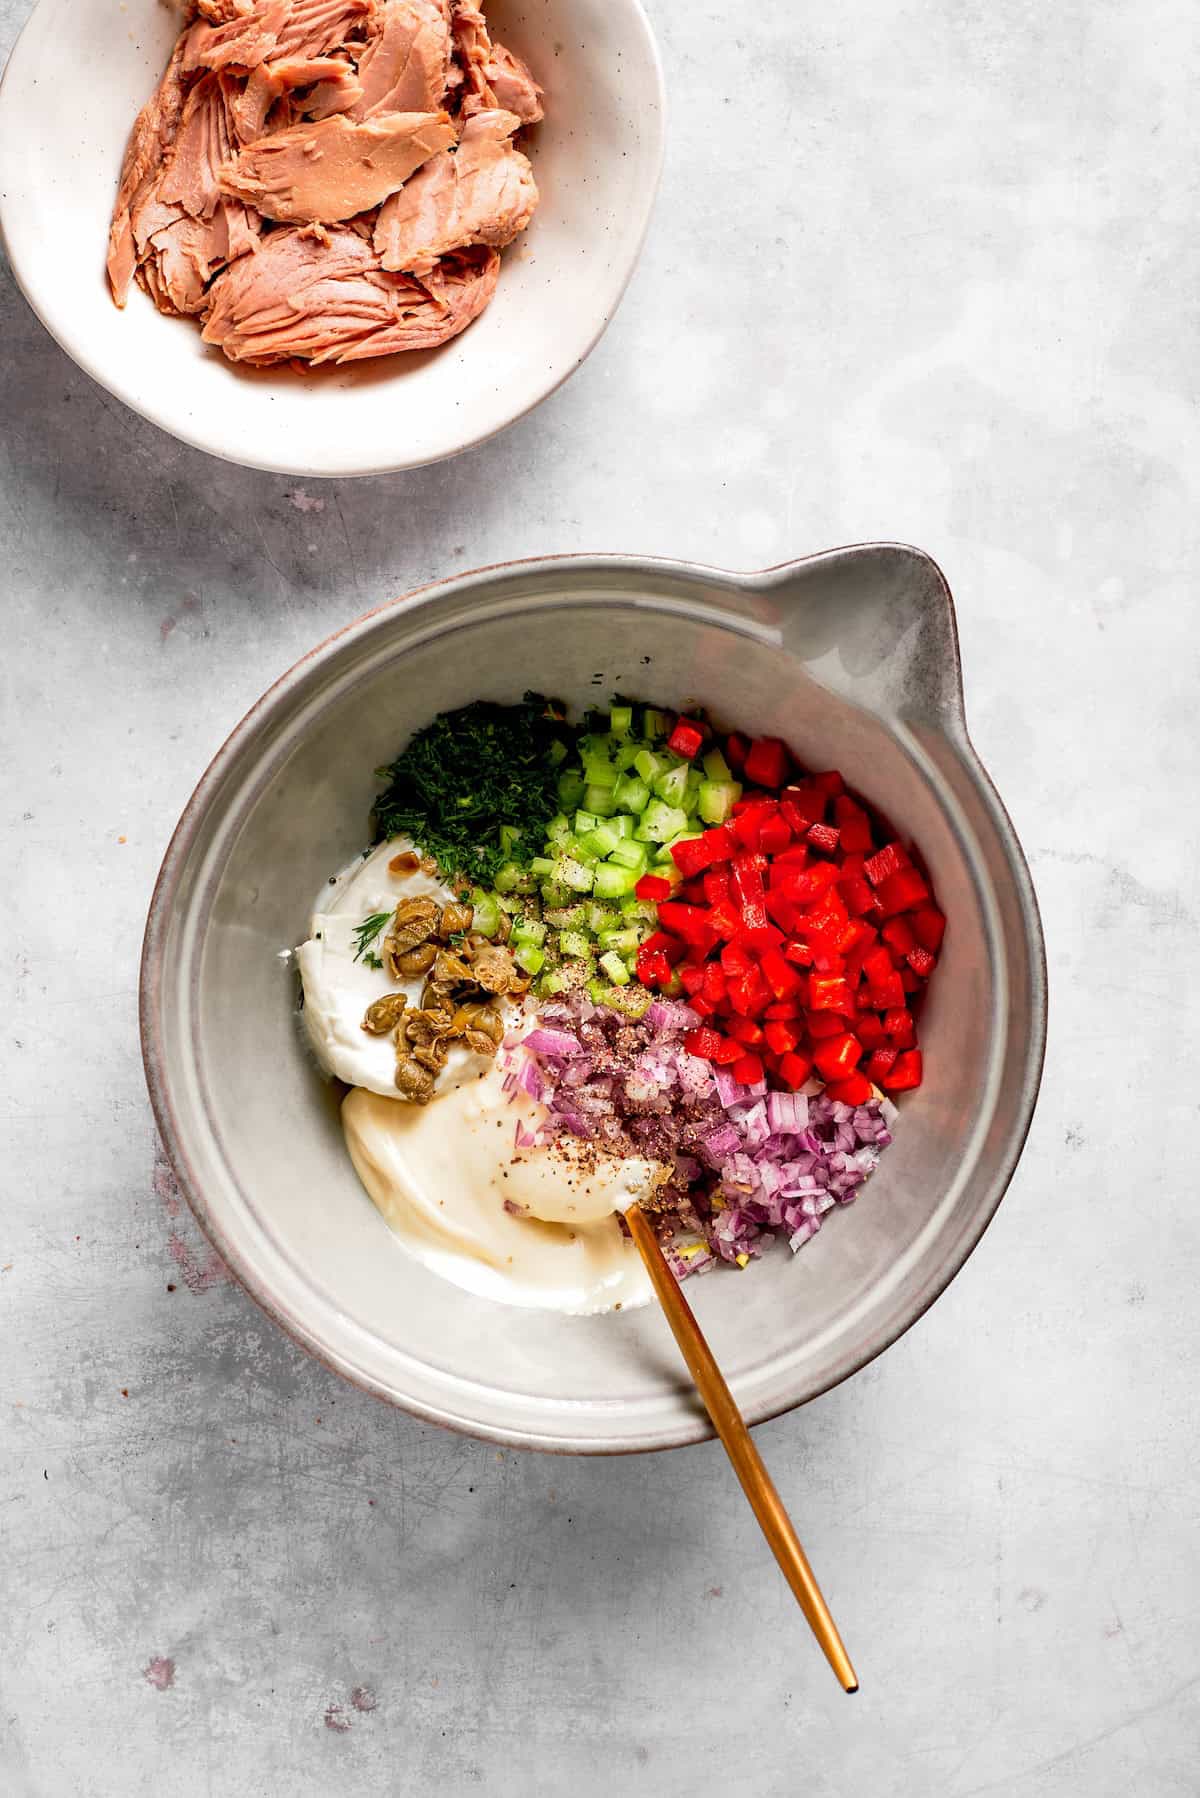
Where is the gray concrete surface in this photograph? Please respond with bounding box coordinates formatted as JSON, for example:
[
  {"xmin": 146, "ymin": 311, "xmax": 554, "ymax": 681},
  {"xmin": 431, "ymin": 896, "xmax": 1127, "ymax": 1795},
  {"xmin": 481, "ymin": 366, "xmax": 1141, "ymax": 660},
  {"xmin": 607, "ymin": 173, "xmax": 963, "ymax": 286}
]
[{"xmin": 3, "ymin": 0, "xmax": 1198, "ymax": 1792}]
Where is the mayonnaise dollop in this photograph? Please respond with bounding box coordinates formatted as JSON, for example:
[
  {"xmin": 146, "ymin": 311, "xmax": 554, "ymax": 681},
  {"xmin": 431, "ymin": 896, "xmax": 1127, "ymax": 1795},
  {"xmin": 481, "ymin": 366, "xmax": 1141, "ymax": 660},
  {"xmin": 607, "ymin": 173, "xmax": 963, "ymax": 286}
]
[{"xmin": 342, "ymin": 1069, "xmax": 663, "ymax": 1313}]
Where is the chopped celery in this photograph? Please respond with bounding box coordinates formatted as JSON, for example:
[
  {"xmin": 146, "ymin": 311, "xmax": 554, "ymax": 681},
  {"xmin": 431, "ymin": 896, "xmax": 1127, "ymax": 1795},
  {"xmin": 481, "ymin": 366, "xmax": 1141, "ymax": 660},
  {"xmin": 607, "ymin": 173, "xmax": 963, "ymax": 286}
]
[
  {"xmin": 583, "ymin": 784, "xmax": 619, "ymax": 817},
  {"xmin": 468, "ymin": 889, "xmax": 501, "ymax": 936},
  {"xmin": 557, "ymin": 857, "xmax": 594, "ymax": 893},
  {"xmin": 599, "ymin": 950, "xmax": 631, "ymax": 986},
  {"xmin": 581, "ymin": 822, "xmax": 621, "ymax": 858},
  {"xmin": 598, "ymin": 926, "xmax": 642, "ymax": 953},
  {"xmin": 493, "ymin": 861, "xmax": 524, "ymax": 893},
  {"xmin": 653, "ymin": 764, "xmax": 689, "ymax": 806},
  {"xmin": 593, "ymin": 862, "xmax": 638, "ymax": 899},
  {"xmin": 546, "ymin": 811, "xmax": 572, "ymax": 843},
  {"xmin": 539, "ymin": 969, "xmax": 567, "ymax": 996},
  {"xmin": 596, "ymin": 982, "xmax": 652, "ymax": 1019},
  {"xmin": 643, "ymin": 708, "xmax": 668, "ymax": 740},
  {"xmin": 609, "ymin": 813, "xmax": 635, "ymax": 838},
  {"xmin": 698, "ymin": 779, "xmax": 741, "ymax": 824},
  {"xmin": 703, "ymin": 747, "xmax": 732, "ymax": 782},
  {"xmin": 511, "ymin": 918, "xmax": 546, "ymax": 946},
  {"xmin": 613, "ymin": 773, "xmax": 650, "ymax": 813},
  {"xmin": 609, "ymin": 838, "xmax": 648, "ymax": 872},
  {"xmin": 635, "ymin": 800, "xmax": 689, "ymax": 843},
  {"xmin": 560, "ymin": 929, "xmax": 594, "ymax": 959},
  {"xmin": 514, "ymin": 943, "xmax": 545, "ymax": 975},
  {"xmin": 544, "ymin": 904, "xmax": 587, "ymax": 927},
  {"xmin": 499, "ymin": 824, "xmax": 522, "ymax": 856},
  {"xmin": 614, "ymin": 741, "xmax": 641, "ymax": 771},
  {"xmin": 582, "ymin": 757, "xmax": 617, "ymax": 789},
  {"xmin": 609, "ymin": 705, "xmax": 634, "ymax": 737},
  {"xmin": 529, "ymin": 856, "xmax": 556, "ymax": 876},
  {"xmin": 620, "ymin": 898, "xmax": 660, "ymax": 925},
  {"xmin": 548, "ymin": 739, "xmax": 569, "ymax": 766},
  {"xmin": 556, "ymin": 769, "xmax": 586, "ymax": 809},
  {"xmin": 539, "ymin": 879, "xmax": 570, "ymax": 907},
  {"xmin": 633, "ymin": 748, "xmax": 665, "ymax": 785},
  {"xmin": 568, "ymin": 835, "xmax": 600, "ymax": 865},
  {"xmin": 573, "ymin": 809, "xmax": 599, "ymax": 835},
  {"xmin": 587, "ymin": 902, "xmax": 620, "ymax": 933}
]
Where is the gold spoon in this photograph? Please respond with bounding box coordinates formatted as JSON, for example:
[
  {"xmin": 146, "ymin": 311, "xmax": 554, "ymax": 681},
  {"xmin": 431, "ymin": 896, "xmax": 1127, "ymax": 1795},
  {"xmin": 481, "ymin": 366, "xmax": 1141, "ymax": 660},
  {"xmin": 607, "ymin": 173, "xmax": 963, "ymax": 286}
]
[{"xmin": 624, "ymin": 1203, "xmax": 858, "ymax": 1692}]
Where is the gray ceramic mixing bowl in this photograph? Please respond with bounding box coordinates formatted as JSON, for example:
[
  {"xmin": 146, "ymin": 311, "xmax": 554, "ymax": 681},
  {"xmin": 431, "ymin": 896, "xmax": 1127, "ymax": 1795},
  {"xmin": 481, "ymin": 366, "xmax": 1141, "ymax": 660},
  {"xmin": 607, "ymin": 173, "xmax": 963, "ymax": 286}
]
[{"xmin": 141, "ymin": 546, "xmax": 1046, "ymax": 1452}]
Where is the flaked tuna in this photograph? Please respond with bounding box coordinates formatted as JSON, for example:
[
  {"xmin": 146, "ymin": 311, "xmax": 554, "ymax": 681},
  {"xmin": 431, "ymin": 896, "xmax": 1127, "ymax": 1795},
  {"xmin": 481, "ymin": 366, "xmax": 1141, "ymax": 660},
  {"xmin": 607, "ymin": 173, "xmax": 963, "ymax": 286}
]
[
  {"xmin": 374, "ymin": 108, "xmax": 534, "ymax": 273},
  {"xmin": 107, "ymin": 0, "xmax": 538, "ymax": 365},
  {"xmin": 218, "ymin": 109, "xmax": 454, "ymax": 221},
  {"xmin": 201, "ymin": 225, "xmax": 496, "ymax": 362},
  {"xmin": 450, "ymin": 1, "xmax": 542, "ymax": 124},
  {"xmin": 351, "ymin": 0, "xmax": 449, "ymax": 116}
]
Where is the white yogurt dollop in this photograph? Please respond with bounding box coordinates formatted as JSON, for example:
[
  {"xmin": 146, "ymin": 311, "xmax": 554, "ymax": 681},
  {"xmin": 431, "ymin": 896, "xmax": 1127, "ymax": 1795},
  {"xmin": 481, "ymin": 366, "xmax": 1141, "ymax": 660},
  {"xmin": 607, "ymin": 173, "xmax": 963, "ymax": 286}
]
[{"xmin": 296, "ymin": 839, "xmax": 492, "ymax": 1097}]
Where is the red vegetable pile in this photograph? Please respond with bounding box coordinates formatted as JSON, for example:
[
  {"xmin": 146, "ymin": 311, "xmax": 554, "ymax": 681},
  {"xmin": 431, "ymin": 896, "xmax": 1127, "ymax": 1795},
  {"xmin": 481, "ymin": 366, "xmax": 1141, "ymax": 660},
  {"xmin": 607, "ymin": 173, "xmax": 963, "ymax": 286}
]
[{"xmin": 632, "ymin": 729, "xmax": 945, "ymax": 1105}]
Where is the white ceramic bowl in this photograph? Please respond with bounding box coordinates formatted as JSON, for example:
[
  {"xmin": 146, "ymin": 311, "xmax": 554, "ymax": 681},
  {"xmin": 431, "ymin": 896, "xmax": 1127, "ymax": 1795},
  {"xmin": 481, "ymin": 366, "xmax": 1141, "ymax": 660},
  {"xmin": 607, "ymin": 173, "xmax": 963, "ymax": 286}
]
[
  {"xmin": 0, "ymin": 0, "xmax": 663, "ymax": 475},
  {"xmin": 141, "ymin": 548, "xmax": 1047, "ymax": 1453}
]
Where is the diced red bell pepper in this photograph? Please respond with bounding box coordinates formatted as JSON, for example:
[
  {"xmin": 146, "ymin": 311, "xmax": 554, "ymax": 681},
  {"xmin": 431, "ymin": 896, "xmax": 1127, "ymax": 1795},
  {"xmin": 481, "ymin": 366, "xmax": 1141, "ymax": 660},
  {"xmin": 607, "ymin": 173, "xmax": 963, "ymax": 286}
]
[
  {"xmin": 864, "ymin": 841, "xmax": 911, "ymax": 886},
  {"xmin": 798, "ymin": 889, "xmax": 848, "ymax": 947},
  {"xmin": 780, "ymin": 784, "xmax": 826, "ymax": 826},
  {"xmin": 713, "ymin": 1036, "xmax": 745, "ymax": 1066},
  {"xmin": 730, "ymin": 809, "xmax": 764, "ymax": 852},
  {"xmin": 883, "ymin": 1007, "xmax": 916, "ymax": 1048},
  {"xmin": 907, "ymin": 944, "xmax": 937, "ymax": 978},
  {"xmin": 689, "ymin": 994, "xmax": 716, "ymax": 1017},
  {"xmin": 806, "ymin": 822, "xmax": 840, "ymax": 855},
  {"xmin": 640, "ymin": 929, "xmax": 685, "ymax": 965},
  {"xmin": 808, "ymin": 973, "xmax": 855, "ymax": 1014},
  {"xmin": 675, "ymin": 879, "xmax": 707, "ymax": 904},
  {"xmin": 777, "ymin": 1050, "xmax": 813, "ymax": 1090},
  {"xmin": 840, "ymin": 852, "xmax": 867, "ymax": 881},
  {"xmin": 708, "ymin": 901, "xmax": 740, "ymax": 940},
  {"xmin": 701, "ymin": 962, "xmax": 728, "ymax": 1006},
  {"xmin": 911, "ymin": 906, "xmax": 946, "ymax": 952},
  {"xmin": 764, "ymin": 889, "xmax": 801, "ymax": 933},
  {"xmin": 763, "ymin": 1019, "xmax": 800, "ymax": 1054},
  {"xmin": 635, "ymin": 873, "xmax": 673, "ymax": 902},
  {"xmin": 812, "ymin": 1031, "xmax": 862, "ymax": 1082},
  {"xmin": 773, "ymin": 862, "xmax": 839, "ymax": 907},
  {"xmin": 724, "ymin": 732, "xmax": 750, "ymax": 772},
  {"xmin": 806, "ymin": 1009, "xmax": 847, "ymax": 1040},
  {"xmin": 758, "ymin": 811, "xmax": 792, "ymax": 856},
  {"xmin": 731, "ymin": 854, "xmax": 768, "ymax": 931},
  {"xmin": 856, "ymin": 1013, "xmax": 887, "ymax": 1051},
  {"xmin": 636, "ymin": 949, "xmax": 672, "ymax": 987},
  {"xmin": 701, "ymin": 824, "xmax": 736, "ymax": 864},
  {"xmin": 702, "ymin": 867, "xmax": 732, "ymax": 904},
  {"xmin": 728, "ymin": 969, "xmax": 770, "ymax": 1016},
  {"xmin": 683, "ymin": 1026, "xmax": 723, "ymax": 1061},
  {"xmin": 833, "ymin": 796, "xmax": 874, "ymax": 853},
  {"xmin": 759, "ymin": 945, "xmax": 804, "ymax": 999},
  {"xmin": 810, "ymin": 949, "xmax": 847, "ymax": 976},
  {"xmin": 839, "ymin": 875, "xmax": 878, "ymax": 918},
  {"xmin": 740, "ymin": 922, "xmax": 785, "ymax": 955},
  {"xmin": 864, "ymin": 1047, "xmax": 898, "ymax": 1082},
  {"xmin": 882, "ymin": 917, "xmax": 916, "ymax": 956},
  {"xmin": 743, "ymin": 737, "xmax": 789, "ymax": 789},
  {"xmin": 657, "ymin": 902, "xmax": 713, "ymax": 945},
  {"xmin": 720, "ymin": 940, "xmax": 753, "ymax": 976},
  {"xmin": 875, "ymin": 867, "xmax": 931, "ymax": 916},
  {"xmin": 668, "ymin": 718, "xmax": 704, "ymax": 759},
  {"xmin": 731, "ymin": 1051, "xmax": 765, "ymax": 1086},
  {"xmin": 809, "ymin": 770, "xmax": 844, "ymax": 796},
  {"xmin": 900, "ymin": 966, "xmax": 921, "ymax": 993},
  {"xmin": 764, "ymin": 998, "xmax": 802, "ymax": 1019},
  {"xmin": 882, "ymin": 1049, "xmax": 923, "ymax": 1091},
  {"xmin": 670, "ymin": 834, "xmax": 719, "ymax": 878},
  {"xmin": 677, "ymin": 964, "xmax": 706, "ymax": 995},
  {"xmin": 726, "ymin": 1017, "xmax": 765, "ymax": 1047},
  {"xmin": 782, "ymin": 937, "xmax": 814, "ymax": 966},
  {"xmin": 862, "ymin": 945, "xmax": 897, "ymax": 989},
  {"xmin": 866, "ymin": 973, "xmax": 906, "ymax": 1010},
  {"xmin": 825, "ymin": 1071, "xmax": 872, "ymax": 1106}
]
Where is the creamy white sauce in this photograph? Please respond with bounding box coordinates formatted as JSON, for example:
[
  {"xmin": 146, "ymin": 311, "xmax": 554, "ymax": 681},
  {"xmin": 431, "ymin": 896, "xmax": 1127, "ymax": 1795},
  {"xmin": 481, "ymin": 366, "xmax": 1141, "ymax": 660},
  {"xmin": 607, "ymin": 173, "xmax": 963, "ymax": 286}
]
[
  {"xmin": 296, "ymin": 839, "xmax": 494, "ymax": 1098},
  {"xmin": 297, "ymin": 838, "xmax": 664, "ymax": 1313},
  {"xmin": 342, "ymin": 1070, "xmax": 661, "ymax": 1314}
]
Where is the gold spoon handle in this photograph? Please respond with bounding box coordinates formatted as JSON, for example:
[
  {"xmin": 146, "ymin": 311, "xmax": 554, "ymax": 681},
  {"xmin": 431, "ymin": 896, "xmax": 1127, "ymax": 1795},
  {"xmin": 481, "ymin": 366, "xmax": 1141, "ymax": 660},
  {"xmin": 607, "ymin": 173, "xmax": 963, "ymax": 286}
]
[{"xmin": 625, "ymin": 1204, "xmax": 858, "ymax": 1692}]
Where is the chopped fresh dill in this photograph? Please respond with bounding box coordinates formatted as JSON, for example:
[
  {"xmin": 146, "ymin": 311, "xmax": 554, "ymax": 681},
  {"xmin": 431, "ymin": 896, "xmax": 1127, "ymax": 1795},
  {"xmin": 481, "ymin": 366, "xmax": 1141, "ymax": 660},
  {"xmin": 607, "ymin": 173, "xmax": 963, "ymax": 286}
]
[
  {"xmin": 371, "ymin": 694, "xmax": 574, "ymax": 885},
  {"xmin": 352, "ymin": 911, "xmax": 392, "ymax": 963}
]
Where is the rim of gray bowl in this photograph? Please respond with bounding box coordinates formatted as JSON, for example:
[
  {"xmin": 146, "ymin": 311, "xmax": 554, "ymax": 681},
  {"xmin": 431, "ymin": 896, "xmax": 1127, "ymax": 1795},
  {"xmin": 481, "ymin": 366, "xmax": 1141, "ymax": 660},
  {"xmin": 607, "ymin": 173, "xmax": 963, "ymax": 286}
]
[{"xmin": 140, "ymin": 546, "xmax": 1048, "ymax": 1453}]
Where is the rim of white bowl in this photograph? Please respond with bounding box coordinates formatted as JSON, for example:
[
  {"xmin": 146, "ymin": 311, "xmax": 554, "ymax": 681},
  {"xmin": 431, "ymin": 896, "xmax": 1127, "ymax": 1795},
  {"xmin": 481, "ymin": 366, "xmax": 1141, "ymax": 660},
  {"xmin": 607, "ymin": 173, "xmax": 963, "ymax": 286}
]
[{"xmin": 0, "ymin": 0, "xmax": 666, "ymax": 476}]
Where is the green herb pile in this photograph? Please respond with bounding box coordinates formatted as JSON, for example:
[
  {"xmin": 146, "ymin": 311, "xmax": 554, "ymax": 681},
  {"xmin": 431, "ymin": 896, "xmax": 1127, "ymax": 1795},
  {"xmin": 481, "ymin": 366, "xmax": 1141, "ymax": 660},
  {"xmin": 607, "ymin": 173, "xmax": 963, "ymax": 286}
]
[{"xmin": 372, "ymin": 695, "xmax": 573, "ymax": 887}]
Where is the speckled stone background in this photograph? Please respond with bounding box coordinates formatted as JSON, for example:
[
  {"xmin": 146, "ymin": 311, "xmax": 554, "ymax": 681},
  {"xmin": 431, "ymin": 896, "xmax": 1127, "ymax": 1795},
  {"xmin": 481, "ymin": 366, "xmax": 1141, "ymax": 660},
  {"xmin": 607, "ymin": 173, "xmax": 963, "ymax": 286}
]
[{"xmin": 2, "ymin": 0, "xmax": 1197, "ymax": 1792}]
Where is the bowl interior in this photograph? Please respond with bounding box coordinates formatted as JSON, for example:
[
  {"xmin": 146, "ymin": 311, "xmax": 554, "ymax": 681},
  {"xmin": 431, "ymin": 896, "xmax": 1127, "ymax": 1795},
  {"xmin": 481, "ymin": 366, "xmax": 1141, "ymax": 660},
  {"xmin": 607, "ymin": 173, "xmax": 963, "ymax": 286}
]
[
  {"xmin": 147, "ymin": 554, "xmax": 1043, "ymax": 1450},
  {"xmin": 0, "ymin": 0, "xmax": 663, "ymax": 474}
]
